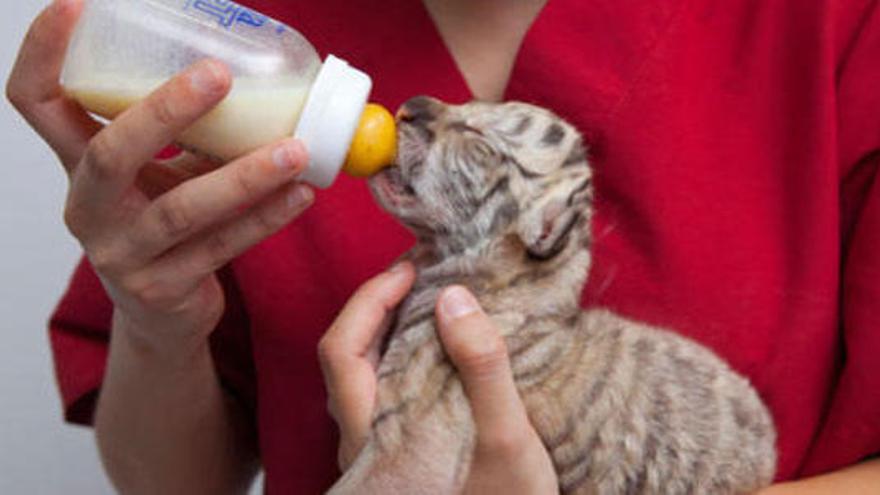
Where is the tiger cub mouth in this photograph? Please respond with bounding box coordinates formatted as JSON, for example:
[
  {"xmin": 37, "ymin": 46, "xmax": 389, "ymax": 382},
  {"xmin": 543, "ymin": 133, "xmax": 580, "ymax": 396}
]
[
  {"xmin": 368, "ymin": 108, "xmax": 429, "ymax": 210},
  {"xmin": 371, "ymin": 165, "xmax": 415, "ymax": 209}
]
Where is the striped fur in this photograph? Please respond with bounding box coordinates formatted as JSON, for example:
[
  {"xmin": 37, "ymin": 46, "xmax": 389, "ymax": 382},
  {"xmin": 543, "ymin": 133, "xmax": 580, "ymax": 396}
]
[{"xmin": 328, "ymin": 97, "xmax": 776, "ymax": 494}]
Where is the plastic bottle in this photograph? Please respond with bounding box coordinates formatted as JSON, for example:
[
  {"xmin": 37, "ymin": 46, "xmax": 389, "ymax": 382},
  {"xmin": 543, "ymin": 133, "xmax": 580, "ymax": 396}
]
[{"xmin": 61, "ymin": 0, "xmax": 380, "ymax": 188}]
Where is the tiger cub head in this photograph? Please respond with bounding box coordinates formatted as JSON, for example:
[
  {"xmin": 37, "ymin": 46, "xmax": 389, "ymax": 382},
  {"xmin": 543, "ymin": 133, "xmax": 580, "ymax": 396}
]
[{"xmin": 369, "ymin": 96, "xmax": 593, "ymax": 261}]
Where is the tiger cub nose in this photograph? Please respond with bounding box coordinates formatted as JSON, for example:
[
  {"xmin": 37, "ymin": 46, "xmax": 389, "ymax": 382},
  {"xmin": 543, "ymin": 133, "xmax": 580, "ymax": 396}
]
[{"xmin": 397, "ymin": 96, "xmax": 445, "ymax": 125}]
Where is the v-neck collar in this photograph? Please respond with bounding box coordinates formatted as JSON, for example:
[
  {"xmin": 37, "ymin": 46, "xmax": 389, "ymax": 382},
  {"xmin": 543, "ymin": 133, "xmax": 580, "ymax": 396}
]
[
  {"xmin": 415, "ymin": 0, "xmax": 558, "ymax": 102},
  {"xmin": 275, "ymin": 0, "xmax": 683, "ymax": 120},
  {"xmin": 407, "ymin": 0, "xmax": 678, "ymax": 122}
]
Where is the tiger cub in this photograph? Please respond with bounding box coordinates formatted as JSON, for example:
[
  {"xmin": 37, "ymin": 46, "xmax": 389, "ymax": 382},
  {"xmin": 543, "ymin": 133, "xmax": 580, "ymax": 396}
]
[{"xmin": 328, "ymin": 97, "xmax": 777, "ymax": 494}]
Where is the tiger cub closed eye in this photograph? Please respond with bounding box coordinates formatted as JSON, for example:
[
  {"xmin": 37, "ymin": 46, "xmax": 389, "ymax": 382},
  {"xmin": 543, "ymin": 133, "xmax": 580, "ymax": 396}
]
[{"xmin": 328, "ymin": 97, "xmax": 777, "ymax": 495}]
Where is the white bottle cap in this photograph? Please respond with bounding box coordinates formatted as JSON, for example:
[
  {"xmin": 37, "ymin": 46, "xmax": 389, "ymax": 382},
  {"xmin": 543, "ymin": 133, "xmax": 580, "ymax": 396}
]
[{"xmin": 294, "ymin": 55, "xmax": 372, "ymax": 189}]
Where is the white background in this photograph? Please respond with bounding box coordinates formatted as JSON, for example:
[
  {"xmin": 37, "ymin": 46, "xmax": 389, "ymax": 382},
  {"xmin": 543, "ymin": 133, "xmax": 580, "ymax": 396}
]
[
  {"xmin": 0, "ymin": 1, "xmax": 113, "ymax": 493},
  {"xmin": 0, "ymin": 2, "xmax": 263, "ymax": 493}
]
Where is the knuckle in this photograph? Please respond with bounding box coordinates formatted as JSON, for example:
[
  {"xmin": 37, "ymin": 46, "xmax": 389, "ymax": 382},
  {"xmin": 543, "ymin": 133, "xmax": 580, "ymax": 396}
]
[
  {"xmin": 84, "ymin": 134, "xmax": 122, "ymax": 182},
  {"xmin": 62, "ymin": 199, "xmax": 86, "ymax": 239},
  {"xmin": 204, "ymin": 231, "xmax": 235, "ymax": 268},
  {"xmin": 252, "ymin": 203, "xmax": 284, "ymax": 233},
  {"xmin": 86, "ymin": 244, "xmax": 122, "ymax": 275},
  {"xmin": 317, "ymin": 335, "xmax": 348, "ymax": 373},
  {"xmin": 456, "ymin": 337, "xmax": 509, "ymax": 377},
  {"xmin": 153, "ymin": 195, "xmax": 193, "ymax": 239},
  {"xmin": 477, "ymin": 428, "xmax": 530, "ymax": 459},
  {"xmin": 317, "ymin": 334, "xmax": 339, "ymax": 364},
  {"xmin": 146, "ymin": 93, "xmax": 181, "ymax": 127},
  {"xmin": 5, "ymin": 81, "xmax": 26, "ymax": 113},
  {"xmin": 232, "ymin": 165, "xmax": 260, "ymax": 198}
]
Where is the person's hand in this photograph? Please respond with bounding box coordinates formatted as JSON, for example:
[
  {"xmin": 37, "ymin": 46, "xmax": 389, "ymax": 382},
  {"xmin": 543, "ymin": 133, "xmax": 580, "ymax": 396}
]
[
  {"xmin": 319, "ymin": 262, "xmax": 418, "ymax": 469},
  {"xmin": 319, "ymin": 268, "xmax": 558, "ymax": 494},
  {"xmin": 435, "ymin": 286, "xmax": 558, "ymax": 494},
  {"xmin": 7, "ymin": 0, "xmax": 313, "ymax": 354}
]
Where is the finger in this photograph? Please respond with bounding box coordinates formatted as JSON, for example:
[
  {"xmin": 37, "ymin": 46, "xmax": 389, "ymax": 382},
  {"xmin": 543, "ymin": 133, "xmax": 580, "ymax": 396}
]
[
  {"xmin": 8, "ymin": 0, "xmax": 82, "ymax": 105},
  {"xmin": 135, "ymin": 162, "xmax": 194, "ymax": 200},
  {"xmin": 155, "ymin": 182, "xmax": 315, "ymax": 287},
  {"xmin": 72, "ymin": 59, "xmax": 231, "ymax": 209},
  {"xmin": 330, "ymin": 358, "xmax": 380, "ymax": 470},
  {"xmin": 437, "ymin": 288, "xmax": 557, "ymax": 493},
  {"xmin": 7, "ymin": 0, "xmax": 101, "ymax": 167},
  {"xmin": 321, "ymin": 263, "xmax": 416, "ymax": 361},
  {"xmin": 159, "ymin": 150, "xmax": 222, "ymax": 177},
  {"xmin": 131, "ymin": 139, "xmax": 307, "ymax": 261},
  {"xmin": 318, "ymin": 263, "xmax": 415, "ymax": 457},
  {"xmin": 136, "ymin": 151, "xmax": 220, "ymax": 200},
  {"xmin": 435, "ymin": 286, "xmax": 534, "ymax": 450},
  {"xmin": 319, "ymin": 262, "xmax": 416, "ymax": 399},
  {"xmin": 112, "ymin": 181, "xmax": 313, "ymax": 321}
]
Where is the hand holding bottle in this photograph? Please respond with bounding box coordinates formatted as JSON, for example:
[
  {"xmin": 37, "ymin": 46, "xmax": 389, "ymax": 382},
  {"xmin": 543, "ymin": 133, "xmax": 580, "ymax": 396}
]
[{"xmin": 7, "ymin": 0, "xmax": 314, "ymax": 353}]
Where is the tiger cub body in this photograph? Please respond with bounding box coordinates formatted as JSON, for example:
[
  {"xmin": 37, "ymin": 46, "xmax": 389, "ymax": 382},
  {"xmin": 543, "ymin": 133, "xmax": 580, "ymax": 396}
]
[{"xmin": 328, "ymin": 97, "xmax": 776, "ymax": 494}]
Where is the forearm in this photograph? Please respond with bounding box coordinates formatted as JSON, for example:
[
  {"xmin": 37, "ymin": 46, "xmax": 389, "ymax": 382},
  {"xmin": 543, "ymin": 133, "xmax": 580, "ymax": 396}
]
[
  {"xmin": 95, "ymin": 314, "xmax": 258, "ymax": 495},
  {"xmin": 757, "ymin": 458, "xmax": 880, "ymax": 495}
]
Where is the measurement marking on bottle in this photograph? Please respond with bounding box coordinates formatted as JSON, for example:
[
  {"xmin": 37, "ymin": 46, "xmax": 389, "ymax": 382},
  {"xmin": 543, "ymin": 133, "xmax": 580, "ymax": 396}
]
[{"xmin": 183, "ymin": 0, "xmax": 274, "ymax": 30}]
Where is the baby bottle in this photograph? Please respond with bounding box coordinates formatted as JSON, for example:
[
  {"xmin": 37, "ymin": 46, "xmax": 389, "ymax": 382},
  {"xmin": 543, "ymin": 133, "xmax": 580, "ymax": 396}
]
[{"xmin": 61, "ymin": 0, "xmax": 395, "ymax": 188}]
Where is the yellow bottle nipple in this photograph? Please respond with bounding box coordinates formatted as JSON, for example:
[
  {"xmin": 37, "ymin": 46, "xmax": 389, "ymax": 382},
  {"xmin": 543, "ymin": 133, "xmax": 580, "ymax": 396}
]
[{"xmin": 343, "ymin": 103, "xmax": 397, "ymax": 177}]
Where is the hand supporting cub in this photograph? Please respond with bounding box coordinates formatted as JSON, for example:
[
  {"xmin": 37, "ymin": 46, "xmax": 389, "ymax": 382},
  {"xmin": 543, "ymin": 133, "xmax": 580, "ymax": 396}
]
[{"xmin": 320, "ymin": 265, "xmax": 557, "ymax": 494}]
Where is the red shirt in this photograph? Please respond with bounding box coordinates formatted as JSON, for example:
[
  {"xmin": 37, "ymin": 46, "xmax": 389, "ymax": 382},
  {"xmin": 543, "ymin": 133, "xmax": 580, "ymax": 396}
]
[{"xmin": 49, "ymin": 1, "xmax": 880, "ymax": 493}]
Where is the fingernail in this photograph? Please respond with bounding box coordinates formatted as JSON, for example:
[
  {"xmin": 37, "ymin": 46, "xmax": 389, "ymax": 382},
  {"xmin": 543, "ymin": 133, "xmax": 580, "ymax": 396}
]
[
  {"xmin": 273, "ymin": 140, "xmax": 305, "ymax": 171},
  {"xmin": 288, "ymin": 184, "xmax": 314, "ymax": 209},
  {"xmin": 439, "ymin": 286, "xmax": 480, "ymax": 320},
  {"xmin": 190, "ymin": 60, "xmax": 227, "ymax": 94}
]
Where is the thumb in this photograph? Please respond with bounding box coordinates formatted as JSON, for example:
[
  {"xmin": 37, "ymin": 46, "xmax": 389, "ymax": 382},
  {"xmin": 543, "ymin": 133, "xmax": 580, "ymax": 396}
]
[{"xmin": 435, "ymin": 286, "xmax": 532, "ymax": 448}]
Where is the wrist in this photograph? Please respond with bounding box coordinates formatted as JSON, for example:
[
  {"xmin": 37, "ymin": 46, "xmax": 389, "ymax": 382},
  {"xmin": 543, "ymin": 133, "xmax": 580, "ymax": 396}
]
[{"xmin": 111, "ymin": 309, "xmax": 214, "ymax": 369}]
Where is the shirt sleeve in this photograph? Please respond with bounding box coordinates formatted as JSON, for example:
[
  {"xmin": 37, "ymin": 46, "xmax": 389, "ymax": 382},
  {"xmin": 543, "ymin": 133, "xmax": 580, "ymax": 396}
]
[
  {"xmin": 48, "ymin": 257, "xmax": 255, "ymax": 426},
  {"xmin": 801, "ymin": 0, "xmax": 880, "ymax": 475}
]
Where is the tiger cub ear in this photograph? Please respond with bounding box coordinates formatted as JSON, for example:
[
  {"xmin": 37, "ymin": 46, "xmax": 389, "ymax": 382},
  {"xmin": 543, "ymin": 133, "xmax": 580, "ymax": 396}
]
[{"xmin": 516, "ymin": 176, "xmax": 592, "ymax": 260}]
